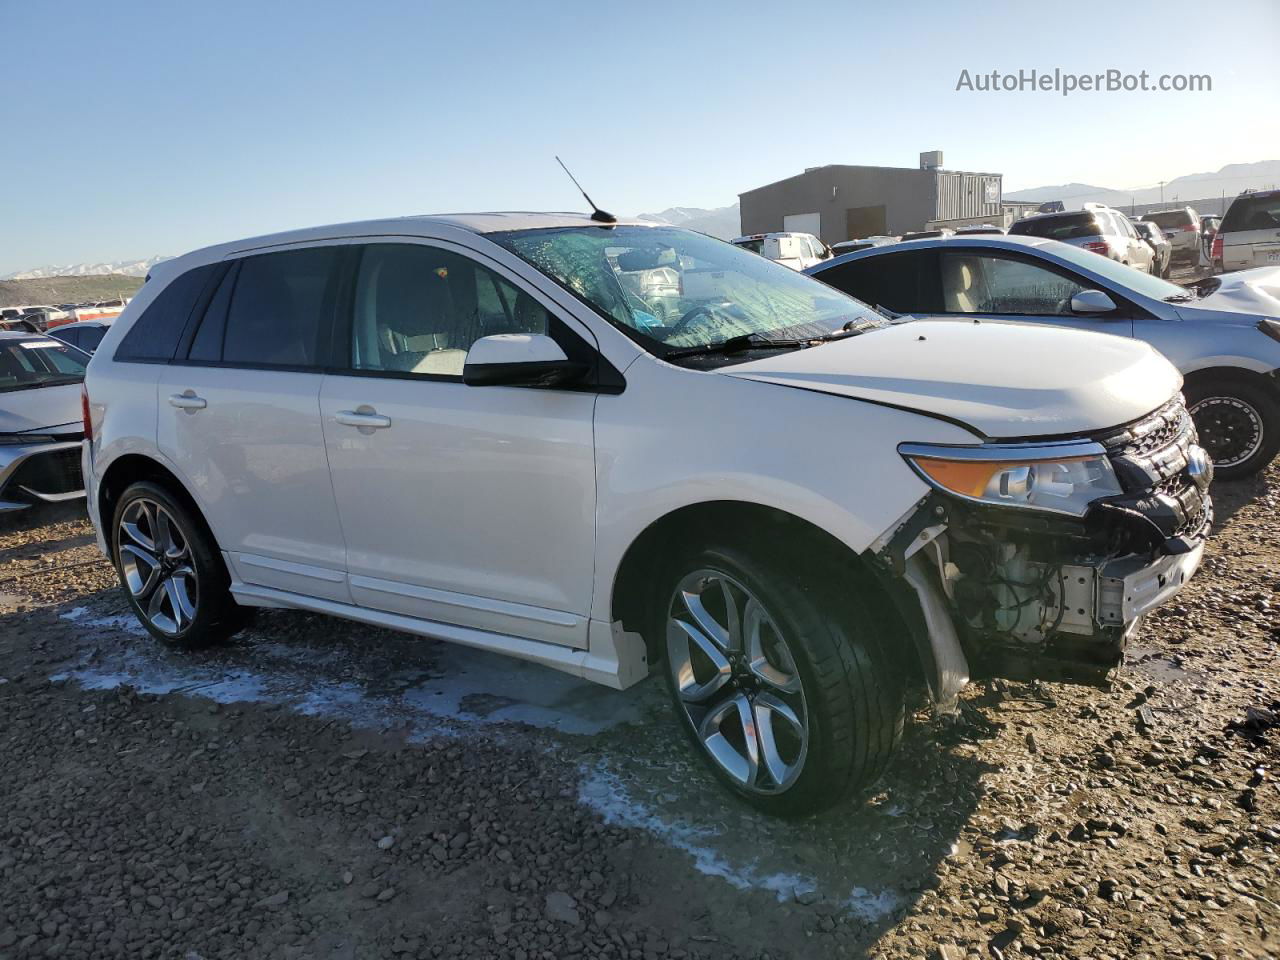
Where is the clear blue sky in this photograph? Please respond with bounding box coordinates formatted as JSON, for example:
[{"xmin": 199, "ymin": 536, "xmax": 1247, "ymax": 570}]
[{"xmin": 3, "ymin": 0, "xmax": 1277, "ymax": 274}]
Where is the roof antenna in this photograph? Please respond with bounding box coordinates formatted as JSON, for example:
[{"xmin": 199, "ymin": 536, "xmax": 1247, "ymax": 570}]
[{"xmin": 556, "ymin": 156, "xmax": 616, "ymax": 223}]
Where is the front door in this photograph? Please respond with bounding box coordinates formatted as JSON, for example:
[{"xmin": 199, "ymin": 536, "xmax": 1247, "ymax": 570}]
[
  {"xmin": 157, "ymin": 245, "xmax": 351, "ymax": 602},
  {"xmin": 935, "ymin": 251, "xmax": 1135, "ymax": 338},
  {"xmin": 319, "ymin": 241, "xmax": 597, "ymax": 648}
]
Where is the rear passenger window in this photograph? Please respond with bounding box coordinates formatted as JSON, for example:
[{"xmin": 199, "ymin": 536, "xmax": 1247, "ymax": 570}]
[
  {"xmin": 184, "ymin": 247, "xmax": 341, "ymax": 368},
  {"xmin": 114, "ymin": 264, "xmax": 217, "ymax": 363},
  {"xmin": 816, "ymin": 251, "xmax": 940, "ymax": 314},
  {"xmin": 349, "ymin": 244, "xmax": 548, "ymax": 378}
]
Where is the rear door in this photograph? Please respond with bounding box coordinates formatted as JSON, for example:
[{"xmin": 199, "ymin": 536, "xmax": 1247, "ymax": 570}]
[
  {"xmin": 318, "ymin": 240, "xmax": 598, "ymax": 648},
  {"xmin": 156, "ymin": 244, "xmax": 351, "ymax": 602},
  {"xmin": 810, "ymin": 250, "xmax": 940, "ymax": 316},
  {"xmin": 1220, "ymin": 193, "xmax": 1280, "ymax": 271}
]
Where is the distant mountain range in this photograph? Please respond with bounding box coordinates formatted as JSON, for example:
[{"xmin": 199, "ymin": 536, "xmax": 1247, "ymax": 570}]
[
  {"xmin": 9, "ymin": 160, "xmax": 1272, "ymax": 275},
  {"xmin": 0, "ymin": 255, "xmax": 170, "ymax": 281},
  {"xmin": 635, "ymin": 205, "xmax": 740, "ymax": 240},
  {"xmin": 1005, "ymin": 159, "xmax": 1280, "ymax": 209}
]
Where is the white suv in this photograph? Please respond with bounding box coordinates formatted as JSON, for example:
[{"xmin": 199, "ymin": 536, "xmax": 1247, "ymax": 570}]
[{"xmin": 83, "ymin": 213, "xmax": 1210, "ymax": 814}]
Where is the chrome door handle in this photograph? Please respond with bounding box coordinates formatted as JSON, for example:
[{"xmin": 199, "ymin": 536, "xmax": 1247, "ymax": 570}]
[
  {"xmin": 335, "ymin": 408, "xmax": 391, "ymax": 429},
  {"xmin": 168, "ymin": 391, "xmax": 207, "ymax": 411}
]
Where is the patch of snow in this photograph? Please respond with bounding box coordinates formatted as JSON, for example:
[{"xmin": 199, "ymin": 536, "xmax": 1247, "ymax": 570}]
[
  {"xmin": 580, "ymin": 762, "xmax": 881, "ymax": 911},
  {"xmin": 52, "ymin": 603, "xmax": 644, "ymax": 737}
]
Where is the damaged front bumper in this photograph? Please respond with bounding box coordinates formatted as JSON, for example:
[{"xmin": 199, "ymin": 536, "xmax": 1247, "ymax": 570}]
[{"xmin": 876, "ymin": 397, "xmax": 1211, "ymax": 707}]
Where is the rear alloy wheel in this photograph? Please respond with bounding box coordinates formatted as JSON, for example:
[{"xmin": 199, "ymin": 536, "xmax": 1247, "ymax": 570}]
[
  {"xmin": 118, "ymin": 497, "xmax": 199, "ymax": 635},
  {"xmin": 1186, "ymin": 381, "xmax": 1280, "ymax": 480},
  {"xmin": 660, "ymin": 545, "xmax": 904, "ymax": 816},
  {"xmin": 112, "ymin": 481, "xmax": 248, "ymax": 648}
]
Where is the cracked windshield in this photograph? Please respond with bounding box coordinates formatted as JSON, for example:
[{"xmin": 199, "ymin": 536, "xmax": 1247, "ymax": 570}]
[{"xmin": 494, "ymin": 226, "xmax": 885, "ymax": 352}]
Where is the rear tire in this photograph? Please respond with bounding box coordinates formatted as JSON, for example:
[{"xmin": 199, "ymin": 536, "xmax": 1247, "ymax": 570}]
[
  {"xmin": 656, "ymin": 541, "xmax": 905, "ymax": 816},
  {"xmin": 111, "ymin": 481, "xmax": 248, "ymax": 648},
  {"xmin": 1185, "ymin": 379, "xmax": 1280, "ymax": 480}
]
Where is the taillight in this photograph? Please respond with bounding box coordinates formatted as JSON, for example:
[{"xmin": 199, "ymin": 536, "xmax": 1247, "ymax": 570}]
[
  {"xmin": 81, "ymin": 385, "xmax": 92, "ymax": 441},
  {"xmin": 1083, "ymin": 241, "xmax": 1109, "ymax": 255},
  {"xmin": 1183, "ymin": 224, "xmax": 1197, "ymax": 232},
  {"xmin": 1212, "ymin": 233, "xmax": 1223, "ymax": 260}
]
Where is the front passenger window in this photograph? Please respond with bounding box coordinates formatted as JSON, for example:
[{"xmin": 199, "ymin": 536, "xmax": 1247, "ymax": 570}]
[
  {"xmin": 941, "ymin": 254, "xmax": 1090, "ymax": 316},
  {"xmin": 351, "ymin": 244, "xmax": 549, "ymax": 378}
]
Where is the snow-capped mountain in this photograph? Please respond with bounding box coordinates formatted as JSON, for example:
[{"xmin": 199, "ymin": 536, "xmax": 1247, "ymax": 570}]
[
  {"xmin": 635, "ymin": 204, "xmax": 740, "ymax": 240},
  {"xmin": 1, "ymin": 255, "xmax": 171, "ymax": 281}
]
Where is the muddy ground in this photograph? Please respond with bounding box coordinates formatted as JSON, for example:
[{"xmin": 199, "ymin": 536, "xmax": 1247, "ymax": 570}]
[{"xmin": 0, "ymin": 464, "xmax": 1277, "ymax": 960}]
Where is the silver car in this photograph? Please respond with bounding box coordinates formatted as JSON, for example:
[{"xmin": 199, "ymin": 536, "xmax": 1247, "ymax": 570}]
[
  {"xmin": 1010, "ymin": 204, "xmax": 1155, "ymax": 274},
  {"xmin": 806, "ymin": 235, "xmax": 1280, "ymax": 478},
  {"xmin": 0, "ymin": 332, "xmax": 89, "ymax": 512}
]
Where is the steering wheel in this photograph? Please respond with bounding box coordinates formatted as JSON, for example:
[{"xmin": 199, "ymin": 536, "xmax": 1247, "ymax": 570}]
[{"xmin": 666, "ymin": 304, "xmax": 723, "ymax": 340}]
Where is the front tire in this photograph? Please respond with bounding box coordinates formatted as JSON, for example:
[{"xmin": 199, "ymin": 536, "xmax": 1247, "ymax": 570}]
[
  {"xmin": 1186, "ymin": 380, "xmax": 1280, "ymax": 480},
  {"xmin": 111, "ymin": 481, "xmax": 247, "ymax": 648},
  {"xmin": 658, "ymin": 543, "xmax": 905, "ymax": 816}
]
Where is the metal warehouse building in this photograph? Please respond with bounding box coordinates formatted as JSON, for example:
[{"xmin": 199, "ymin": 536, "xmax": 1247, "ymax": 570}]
[{"xmin": 739, "ymin": 151, "xmax": 1004, "ymax": 243}]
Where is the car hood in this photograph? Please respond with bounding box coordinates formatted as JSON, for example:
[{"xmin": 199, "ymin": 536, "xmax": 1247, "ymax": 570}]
[
  {"xmin": 722, "ymin": 320, "xmax": 1181, "ymax": 440},
  {"xmin": 0, "ymin": 381, "xmax": 83, "ymax": 434},
  {"xmin": 1184, "ymin": 266, "xmax": 1280, "ymax": 319}
]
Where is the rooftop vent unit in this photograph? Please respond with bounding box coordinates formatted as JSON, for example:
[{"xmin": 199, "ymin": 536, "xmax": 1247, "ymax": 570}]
[{"xmin": 920, "ymin": 150, "xmax": 943, "ymax": 170}]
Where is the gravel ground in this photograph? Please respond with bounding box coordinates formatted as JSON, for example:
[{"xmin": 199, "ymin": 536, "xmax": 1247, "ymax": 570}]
[{"xmin": 0, "ymin": 463, "xmax": 1277, "ymax": 960}]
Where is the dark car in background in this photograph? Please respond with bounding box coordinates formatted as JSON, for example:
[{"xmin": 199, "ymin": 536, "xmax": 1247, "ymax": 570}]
[
  {"xmin": 1132, "ymin": 220, "xmax": 1172, "ymax": 277},
  {"xmin": 47, "ymin": 320, "xmax": 113, "ymax": 354}
]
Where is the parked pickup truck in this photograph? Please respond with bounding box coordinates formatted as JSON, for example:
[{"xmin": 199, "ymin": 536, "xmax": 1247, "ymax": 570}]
[{"xmin": 83, "ymin": 213, "xmax": 1209, "ymax": 815}]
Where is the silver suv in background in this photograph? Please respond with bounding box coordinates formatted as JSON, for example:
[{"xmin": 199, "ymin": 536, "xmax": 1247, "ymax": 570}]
[
  {"xmin": 1216, "ymin": 190, "xmax": 1280, "ymax": 273},
  {"xmin": 1142, "ymin": 207, "xmax": 1202, "ymax": 264},
  {"xmin": 1009, "ymin": 204, "xmax": 1155, "ymax": 274}
]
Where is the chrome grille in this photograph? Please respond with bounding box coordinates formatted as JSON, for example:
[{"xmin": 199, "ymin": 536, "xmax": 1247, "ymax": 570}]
[{"xmin": 1100, "ymin": 396, "xmax": 1195, "ymax": 459}]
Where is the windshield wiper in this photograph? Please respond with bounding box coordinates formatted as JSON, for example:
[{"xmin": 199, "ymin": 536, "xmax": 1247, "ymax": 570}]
[
  {"xmin": 0, "ymin": 376, "xmax": 84, "ymax": 392},
  {"xmin": 662, "ymin": 333, "xmax": 804, "ymax": 361}
]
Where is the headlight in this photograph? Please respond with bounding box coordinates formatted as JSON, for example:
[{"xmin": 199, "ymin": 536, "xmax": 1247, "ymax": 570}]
[{"xmin": 899, "ymin": 441, "xmax": 1122, "ymax": 517}]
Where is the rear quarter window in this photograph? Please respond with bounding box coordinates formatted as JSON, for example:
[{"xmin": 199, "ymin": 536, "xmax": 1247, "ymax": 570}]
[{"xmin": 114, "ymin": 264, "xmax": 218, "ymax": 363}]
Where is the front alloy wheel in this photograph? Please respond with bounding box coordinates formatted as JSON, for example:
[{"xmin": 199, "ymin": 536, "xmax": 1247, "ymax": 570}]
[
  {"xmin": 657, "ymin": 544, "xmax": 906, "ymax": 816},
  {"xmin": 118, "ymin": 498, "xmax": 199, "ymax": 635},
  {"xmin": 667, "ymin": 570, "xmax": 809, "ymax": 795}
]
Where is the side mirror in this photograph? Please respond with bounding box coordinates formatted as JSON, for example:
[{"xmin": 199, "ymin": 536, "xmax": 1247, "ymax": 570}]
[
  {"xmin": 463, "ymin": 334, "xmax": 589, "ymax": 388},
  {"xmin": 1070, "ymin": 290, "xmax": 1117, "ymax": 315}
]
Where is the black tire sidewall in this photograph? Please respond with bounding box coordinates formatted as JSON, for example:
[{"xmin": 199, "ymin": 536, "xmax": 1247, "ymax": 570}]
[
  {"xmin": 1186, "ymin": 381, "xmax": 1280, "ymax": 480},
  {"xmin": 655, "ymin": 542, "xmax": 903, "ymax": 817},
  {"xmin": 111, "ymin": 481, "xmax": 235, "ymax": 648}
]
